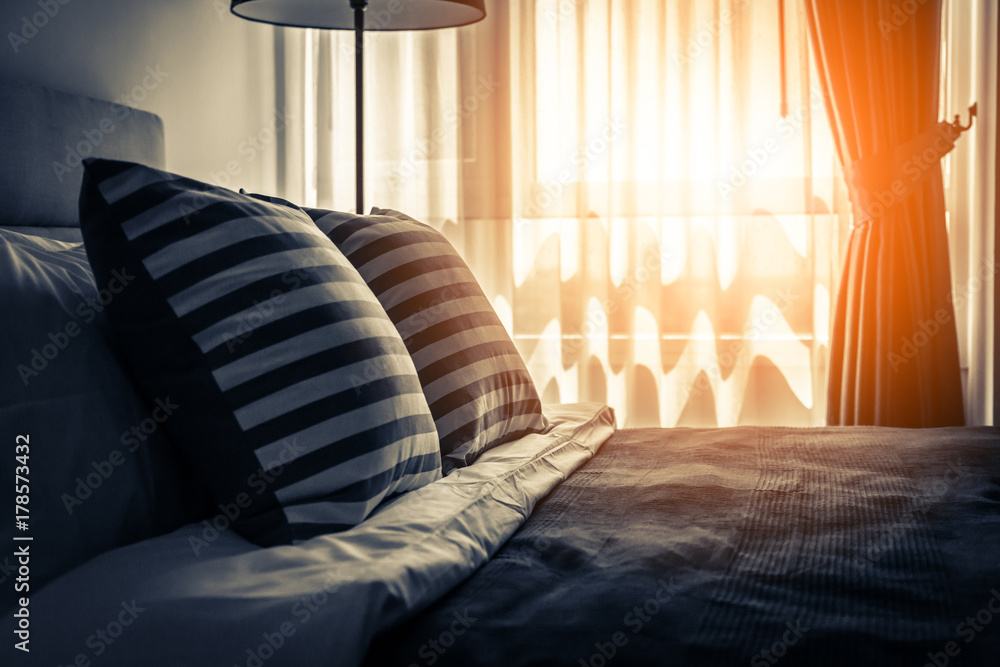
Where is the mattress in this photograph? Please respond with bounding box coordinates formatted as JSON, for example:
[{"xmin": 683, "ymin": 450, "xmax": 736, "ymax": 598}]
[{"xmin": 366, "ymin": 425, "xmax": 1000, "ymax": 666}]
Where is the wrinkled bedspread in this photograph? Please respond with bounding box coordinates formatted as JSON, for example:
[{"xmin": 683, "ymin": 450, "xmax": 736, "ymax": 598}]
[
  {"xmin": 366, "ymin": 426, "xmax": 1000, "ymax": 666},
  {"xmin": 1, "ymin": 405, "xmax": 614, "ymax": 667}
]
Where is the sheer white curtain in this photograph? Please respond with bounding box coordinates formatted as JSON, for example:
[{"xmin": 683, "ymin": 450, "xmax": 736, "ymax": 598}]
[
  {"xmin": 274, "ymin": 0, "xmax": 849, "ymax": 427},
  {"xmin": 940, "ymin": 0, "xmax": 997, "ymax": 425}
]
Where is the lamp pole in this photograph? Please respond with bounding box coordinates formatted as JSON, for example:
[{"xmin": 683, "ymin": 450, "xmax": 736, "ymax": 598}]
[
  {"xmin": 352, "ymin": 0, "xmax": 366, "ymax": 215},
  {"xmin": 230, "ymin": 0, "xmax": 486, "ymax": 215}
]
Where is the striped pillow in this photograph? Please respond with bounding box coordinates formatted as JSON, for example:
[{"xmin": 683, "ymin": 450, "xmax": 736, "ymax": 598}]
[
  {"xmin": 78, "ymin": 159, "xmax": 441, "ymax": 546},
  {"xmin": 304, "ymin": 206, "xmax": 548, "ymax": 471}
]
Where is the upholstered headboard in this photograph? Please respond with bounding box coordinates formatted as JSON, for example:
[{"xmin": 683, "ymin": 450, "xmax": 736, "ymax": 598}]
[{"xmin": 0, "ymin": 79, "xmax": 165, "ymax": 241}]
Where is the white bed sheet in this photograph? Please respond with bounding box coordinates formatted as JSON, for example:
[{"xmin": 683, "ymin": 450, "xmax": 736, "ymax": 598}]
[{"xmin": 8, "ymin": 403, "xmax": 615, "ymax": 667}]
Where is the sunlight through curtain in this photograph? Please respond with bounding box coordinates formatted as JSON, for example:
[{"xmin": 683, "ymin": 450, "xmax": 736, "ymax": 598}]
[{"xmin": 274, "ymin": 0, "xmax": 850, "ymax": 427}]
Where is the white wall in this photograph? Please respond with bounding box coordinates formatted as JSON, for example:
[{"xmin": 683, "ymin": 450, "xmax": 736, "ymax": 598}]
[{"xmin": 1, "ymin": 0, "xmax": 281, "ymax": 194}]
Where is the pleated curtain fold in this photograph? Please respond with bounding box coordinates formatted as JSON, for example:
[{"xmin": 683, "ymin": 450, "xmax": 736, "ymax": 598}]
[{"xmin": 804, "ymin": 0, "xmax": 965, "ymax": 426}]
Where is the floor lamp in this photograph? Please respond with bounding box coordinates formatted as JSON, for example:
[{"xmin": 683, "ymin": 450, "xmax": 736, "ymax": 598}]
[{"xmin": 231, "ymin": 0, "xmax": 487, "ymax": 215}]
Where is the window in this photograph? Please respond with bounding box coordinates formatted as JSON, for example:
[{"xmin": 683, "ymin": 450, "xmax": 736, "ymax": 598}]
[{"xmin": 276, "ymin": 0, "xmax": 851, "ymax": 427}]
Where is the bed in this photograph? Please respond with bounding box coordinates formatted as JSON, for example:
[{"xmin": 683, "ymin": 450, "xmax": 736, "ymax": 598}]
[
  {"xmin": 367, "ymin": 426, "xmax": 1000, "ymax": 666},
  {"xmin": 1, "ymin": 80, "xmax": 998, "ymax": 667}
]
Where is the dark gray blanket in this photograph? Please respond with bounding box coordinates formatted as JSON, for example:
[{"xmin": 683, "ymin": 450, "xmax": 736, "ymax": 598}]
[{"xmin": 364, "ymin": 426, "xmax": 1000, "ymax": 666}]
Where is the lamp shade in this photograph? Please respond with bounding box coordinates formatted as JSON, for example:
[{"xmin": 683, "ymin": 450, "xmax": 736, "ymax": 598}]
[{"xmin": 231, "ymin": 0, "xmax": 486, "ymax": 31}]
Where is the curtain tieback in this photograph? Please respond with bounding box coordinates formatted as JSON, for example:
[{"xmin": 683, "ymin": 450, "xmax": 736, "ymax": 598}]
[{"xmin": 845, "ymin": 105, "xmax": 976, "ymax": 225}]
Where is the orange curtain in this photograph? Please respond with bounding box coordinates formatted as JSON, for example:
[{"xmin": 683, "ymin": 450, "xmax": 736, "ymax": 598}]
[{"xmin": 804, "ymin": 0, "xmax": 965, "ymax": 426}]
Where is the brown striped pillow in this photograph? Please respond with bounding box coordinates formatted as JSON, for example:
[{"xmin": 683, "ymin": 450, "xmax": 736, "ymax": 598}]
[{"xmin": 304, "ymin": 206, "xmax": 549, "ymax": 471}]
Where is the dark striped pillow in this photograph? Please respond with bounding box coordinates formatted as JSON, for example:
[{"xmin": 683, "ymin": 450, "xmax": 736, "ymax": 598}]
[
  {"xmin": 78, "ymin": 159, "xmax": 441, "ymax": 546},
  {"xmin": 306, "ymin": 206, "xmax": 548, "ymax": 471}
]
